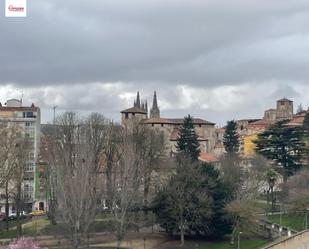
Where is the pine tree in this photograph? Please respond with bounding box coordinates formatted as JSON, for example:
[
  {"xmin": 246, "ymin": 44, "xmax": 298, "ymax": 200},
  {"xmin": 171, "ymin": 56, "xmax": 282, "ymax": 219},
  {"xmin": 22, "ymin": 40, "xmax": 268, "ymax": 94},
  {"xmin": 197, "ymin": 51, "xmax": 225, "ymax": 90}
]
[
  {"xmin": 303, "ymin": 112, "xmax": 309, "ymax": 164},
  {"xmin": 223, "ymin": 120, "xmax": 240, "ymax": 154},
  {"xmin": 254, "ymin": 120, "xmax": 306, "ymax": 180},
  {"xmin": 176, "ymin": 115, "xmax": 201, "ymax": 161}
]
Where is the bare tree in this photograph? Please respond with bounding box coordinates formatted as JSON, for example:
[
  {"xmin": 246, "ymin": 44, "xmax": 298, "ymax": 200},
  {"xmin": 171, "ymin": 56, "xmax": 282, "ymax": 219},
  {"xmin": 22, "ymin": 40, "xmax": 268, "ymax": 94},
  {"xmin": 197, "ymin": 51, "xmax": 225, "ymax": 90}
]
[
  {"xmin": 134, "ymin": 125, "xmax": 166, "ymax": 209},
  {"xmin": 286, "ymin": 169, "xmax": 309, "ymax": 213},
  {"xmin": 13, "ymin": 136, "xmax": 32, "ymax": 236},
  {"xmin": 49, "ymin": 112, "xmax": 107, "ymax": 248},
  {"xmin": 111, "ymin": 127, "xmax": 142, "ymax": 249},
  {"xmin": 0, "ymin": 124, "xmax": 30, "ymax": 233},
  {"xmin": 102, "ymin": 123, "xmax": 123, "ymax": 210},
  {"xmin": 223, "ymin": 155, "xmax": 272, "ymax": 243},
  {"xmin": 225, "ymin": 199, "xmax": 260, "ymax": 244}
]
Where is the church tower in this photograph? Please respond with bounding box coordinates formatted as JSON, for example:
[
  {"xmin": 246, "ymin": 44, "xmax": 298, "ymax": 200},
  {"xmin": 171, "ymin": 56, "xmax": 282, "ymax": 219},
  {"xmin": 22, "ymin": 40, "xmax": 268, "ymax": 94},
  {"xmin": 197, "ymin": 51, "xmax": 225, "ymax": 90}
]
[
  {"xmin": 276, "ymin": 98, "xmax": 293, "ymax": 120},
  {"xmin": 134, "ymin": 91, "xmax": 141, "ymax": 109},
  {"xmin": 150, "ymin": 91, "xmax": 160, "ymax": 118}
]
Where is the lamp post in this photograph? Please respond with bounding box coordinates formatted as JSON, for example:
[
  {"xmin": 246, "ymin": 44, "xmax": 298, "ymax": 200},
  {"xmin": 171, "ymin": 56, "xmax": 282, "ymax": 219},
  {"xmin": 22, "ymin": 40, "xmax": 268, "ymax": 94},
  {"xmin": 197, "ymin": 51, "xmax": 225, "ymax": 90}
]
[
  {"xmin": 279, "ymin": 202, "xmax": 282, "ymax": 225},
  {"xmin": 269, "ymin": 177, "xmax": 275, "ymax": 212},
  {"xmin": 305, "ymin": 208, "xmax": 309, "ymax": 230},
  {"xmin": 237, "ymin": 231, "xmax": 242, "ymax": 249}
]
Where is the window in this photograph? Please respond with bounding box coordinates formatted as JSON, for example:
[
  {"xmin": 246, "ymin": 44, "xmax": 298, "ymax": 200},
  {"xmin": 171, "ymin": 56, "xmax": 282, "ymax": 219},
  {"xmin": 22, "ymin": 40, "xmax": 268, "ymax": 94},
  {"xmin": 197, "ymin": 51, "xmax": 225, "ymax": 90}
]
[
  {"xmin": 25, "ymin": 163, "xmax": 34, "ymax": 172},
  {"xmin": 23, "ymin": 112, "xmax": 34, "ymax": 118},
  {"xmin": 161, "ymin": 124, "xmax": 164, "ymax": 127},
  {"xmin": 125, "ymin": 113, "xmax": 129, "ymax": 119},
  {"xmin": 29, "ymin": 152, "xmax": 35, "ymax": 161},
  {"xmin": 132, "ymin": 113, "xmax": 135, "ymax": 117},
  {"xmin": 25, "ymin": 122, "xmax": 34, "ymax": 128},
  {"xmin": 152, "ymin": 123, "xmax": 154, "ymax": 127},
  {"xmin": 199, "ymin": 124, "xmax": 202, "ymax": 127},
  {"xmin": 25, "ymin": 130, "xmax": 34, "ymax": 139}
]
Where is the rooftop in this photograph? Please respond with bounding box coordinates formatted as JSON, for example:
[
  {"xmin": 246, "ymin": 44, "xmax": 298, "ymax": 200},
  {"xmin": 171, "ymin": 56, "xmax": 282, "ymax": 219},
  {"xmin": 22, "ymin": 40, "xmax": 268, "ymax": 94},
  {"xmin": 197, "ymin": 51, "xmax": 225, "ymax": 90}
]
[
  {"xmin": 120, "ymin": 106, "xmax": 147, "ymax": 114},
  {"xmin": 277, "ymin": 97, "xmax": 293, "ymax": 102},
  {"xmin": 0, "ymin": 106, "xmax": 39, "ymax": 112},
  {"xmin": 143, "ymin": 117, "xmax": 215, "ymax": 125},
  {"xmin": 199, "ymin": 152, "xmax": 218, "ymax": 163}
]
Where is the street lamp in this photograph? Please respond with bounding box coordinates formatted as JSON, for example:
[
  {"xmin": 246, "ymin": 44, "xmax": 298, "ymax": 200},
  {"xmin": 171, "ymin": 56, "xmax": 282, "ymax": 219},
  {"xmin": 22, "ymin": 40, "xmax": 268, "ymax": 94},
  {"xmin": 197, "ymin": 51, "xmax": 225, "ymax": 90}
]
[
  {"xmin": 305, "ymin": 208, "xmax": 309, "ymax": 230},
  {"xmin": 237, "ymin": 231, "xmax": 242, "ymax": 249},
  {"xmin": 269, "ymin": 177, "xmax": 275, "ymax": 211}
]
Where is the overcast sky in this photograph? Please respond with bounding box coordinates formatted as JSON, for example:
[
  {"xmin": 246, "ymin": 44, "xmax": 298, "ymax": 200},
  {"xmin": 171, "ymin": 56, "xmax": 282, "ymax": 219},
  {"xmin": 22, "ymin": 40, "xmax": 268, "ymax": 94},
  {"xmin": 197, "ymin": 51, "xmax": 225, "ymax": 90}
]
[{"xmin": 1, "ymin": 0, "xmax": 309, "ymax": 125}]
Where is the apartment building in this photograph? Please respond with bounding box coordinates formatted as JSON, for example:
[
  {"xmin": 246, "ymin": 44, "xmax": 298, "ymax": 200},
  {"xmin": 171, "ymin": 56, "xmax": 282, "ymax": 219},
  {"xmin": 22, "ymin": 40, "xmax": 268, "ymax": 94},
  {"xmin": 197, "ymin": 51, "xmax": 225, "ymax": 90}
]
[{"xmin": 0, "ymin": 98, "xmax": 41, "ymax": 213}]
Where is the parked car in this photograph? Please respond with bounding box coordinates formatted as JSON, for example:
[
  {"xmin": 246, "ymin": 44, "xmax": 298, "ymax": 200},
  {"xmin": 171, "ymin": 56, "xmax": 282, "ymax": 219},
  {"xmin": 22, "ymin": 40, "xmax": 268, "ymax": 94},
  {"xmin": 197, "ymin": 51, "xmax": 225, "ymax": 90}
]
[
  {"xmin": 20, "ymin": 211, "xmax": 30, "ymax": 219},
  {"xmin": 8, "ymin": 212, "xmax": 17, "ymax": 220},
  {"xmin": 30, "ymin": 210, "xmax": 45, "ymax": 216}
]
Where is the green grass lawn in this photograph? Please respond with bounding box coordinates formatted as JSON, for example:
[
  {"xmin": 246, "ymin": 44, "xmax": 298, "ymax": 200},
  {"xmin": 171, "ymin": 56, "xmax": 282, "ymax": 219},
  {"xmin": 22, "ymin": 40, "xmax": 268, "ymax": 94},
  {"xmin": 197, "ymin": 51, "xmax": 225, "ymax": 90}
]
[
  {"xmin": 164, "ymin": 238, "xmax": 269, "ymax": 249},
  {"xmin": 0, "ymin": 218, "xmax": 49, "ymax": 239},
  {"xmin": 267, "ymin": 213, "xmax": 305, "ymax": 231}
]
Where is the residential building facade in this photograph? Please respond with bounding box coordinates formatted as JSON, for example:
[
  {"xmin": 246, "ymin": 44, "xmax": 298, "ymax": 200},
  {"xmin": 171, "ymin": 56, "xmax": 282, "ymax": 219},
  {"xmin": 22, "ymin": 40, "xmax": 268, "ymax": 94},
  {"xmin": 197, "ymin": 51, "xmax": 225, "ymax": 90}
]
[{"xmin": 0, "ymin": 99, "xmax": 41, "ymax": 213}]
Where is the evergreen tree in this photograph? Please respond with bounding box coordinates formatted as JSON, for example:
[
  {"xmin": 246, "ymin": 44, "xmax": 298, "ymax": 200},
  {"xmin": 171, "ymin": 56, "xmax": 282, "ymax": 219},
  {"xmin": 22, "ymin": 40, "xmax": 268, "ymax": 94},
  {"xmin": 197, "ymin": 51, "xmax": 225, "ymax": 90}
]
[
  {"xmin": 176, "ymin": 115, "xmax": 201, "ymax": 161},
  {"xmin": 223, "ymin": 120, "xmax": 240, "ymax": 154},
  {"xmin": 303, "ymin": 112, "xmax": 309, "ymax": 164},
  {"xmin": 254, "ymin": 120, "xmax": 306, "ymax": 180},
  {"xmin": 152, "ymin": 161, "xmax": 232, "ymax": 241}
]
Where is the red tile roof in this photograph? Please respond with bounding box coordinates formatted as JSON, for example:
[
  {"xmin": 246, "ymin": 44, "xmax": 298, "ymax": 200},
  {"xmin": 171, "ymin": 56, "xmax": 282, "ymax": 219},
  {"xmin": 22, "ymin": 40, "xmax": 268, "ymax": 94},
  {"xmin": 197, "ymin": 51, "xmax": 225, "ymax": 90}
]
[
  {"xmin": 143, "ymin": 117, "xmax": 215, "ymax": 125},
  {"xmin": 284, "ymin": 112, "xmax": 306, "ymax": 127},
  {"xmin": 199, "ymin": 152, "xmax": 218, "ymax": 162}
]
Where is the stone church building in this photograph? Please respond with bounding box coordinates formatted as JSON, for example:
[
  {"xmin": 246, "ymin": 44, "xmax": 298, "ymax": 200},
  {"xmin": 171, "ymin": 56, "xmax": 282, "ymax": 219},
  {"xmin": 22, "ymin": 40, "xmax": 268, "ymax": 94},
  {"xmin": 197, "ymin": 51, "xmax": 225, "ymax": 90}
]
[{"xmin": 120, "ymin": 92, "xmax": 218, "ymax": 157}]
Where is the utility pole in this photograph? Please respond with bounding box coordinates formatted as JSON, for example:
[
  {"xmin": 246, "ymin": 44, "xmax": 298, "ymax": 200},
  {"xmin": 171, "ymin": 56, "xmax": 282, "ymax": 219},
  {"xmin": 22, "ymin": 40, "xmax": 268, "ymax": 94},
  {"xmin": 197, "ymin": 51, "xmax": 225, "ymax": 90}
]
[{"xmin": 50, "ymin": 105, "xmax": 57, "ymax": 225}]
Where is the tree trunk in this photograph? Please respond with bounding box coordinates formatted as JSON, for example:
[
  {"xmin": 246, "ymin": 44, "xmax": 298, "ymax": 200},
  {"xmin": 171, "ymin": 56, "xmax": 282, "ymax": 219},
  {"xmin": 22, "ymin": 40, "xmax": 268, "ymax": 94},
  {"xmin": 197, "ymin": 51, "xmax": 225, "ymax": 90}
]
[
  {"xmin": 5, "ymin": 181, "xmax": 9, "ymax": 231},
  {"xmin": 180, "ymin": 223, "xmax": 185, "ymax": 246},
  {"xmin": 180, "ymin": 209, "xmax": 185, "ymax": 246},
  {"xmin": 116, "ymin": 239, "xmax": 121, "ymax": 249},
  {"xmin": 16, "ymin": 178, "xmax": 22, "ymax": 237}
]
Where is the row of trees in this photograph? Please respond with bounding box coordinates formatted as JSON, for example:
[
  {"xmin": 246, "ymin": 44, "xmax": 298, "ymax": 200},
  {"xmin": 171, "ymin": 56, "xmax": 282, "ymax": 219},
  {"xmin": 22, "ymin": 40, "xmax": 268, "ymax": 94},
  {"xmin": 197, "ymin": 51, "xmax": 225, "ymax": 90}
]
[
  {"xmin": 2, "ymin": 110, "xmax": 307, "ymax": 248},
  {"xmin": 152, "ymin": 116, "xmax": 276, "ymax": 245},
  {"xmin": 0, "ymin": 124, "xmax": 32, "ymax": 235},
  {"xmin": 42, "ymin": 112, "xmax": 167, "ymax": 248},
  {"xmin": 45, "ymin": 113, "xmax": 247, "ymax": 247}
]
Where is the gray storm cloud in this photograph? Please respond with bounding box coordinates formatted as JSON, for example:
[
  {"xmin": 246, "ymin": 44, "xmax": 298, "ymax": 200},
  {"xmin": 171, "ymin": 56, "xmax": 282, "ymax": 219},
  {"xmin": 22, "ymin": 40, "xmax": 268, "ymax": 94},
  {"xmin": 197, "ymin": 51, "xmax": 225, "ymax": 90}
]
[{"xmin": 0, "ymin": 0, "xmax": 308, "ymax": 123}]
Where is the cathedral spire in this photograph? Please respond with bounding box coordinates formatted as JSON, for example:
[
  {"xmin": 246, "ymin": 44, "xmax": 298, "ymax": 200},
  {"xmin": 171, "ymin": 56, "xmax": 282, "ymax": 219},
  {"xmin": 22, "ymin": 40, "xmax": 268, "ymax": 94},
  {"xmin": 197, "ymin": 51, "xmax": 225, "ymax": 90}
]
[
  {"xmin": 150, "ymin": 91, "xmax": 160, "ymax": 118},
  {"xmin": 136, "ymin": 91, "xmax": 141, "ymax": 108},
  {"xmin": 152, "ymin": 91, "xmax": 158, "ymax": 109}
]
